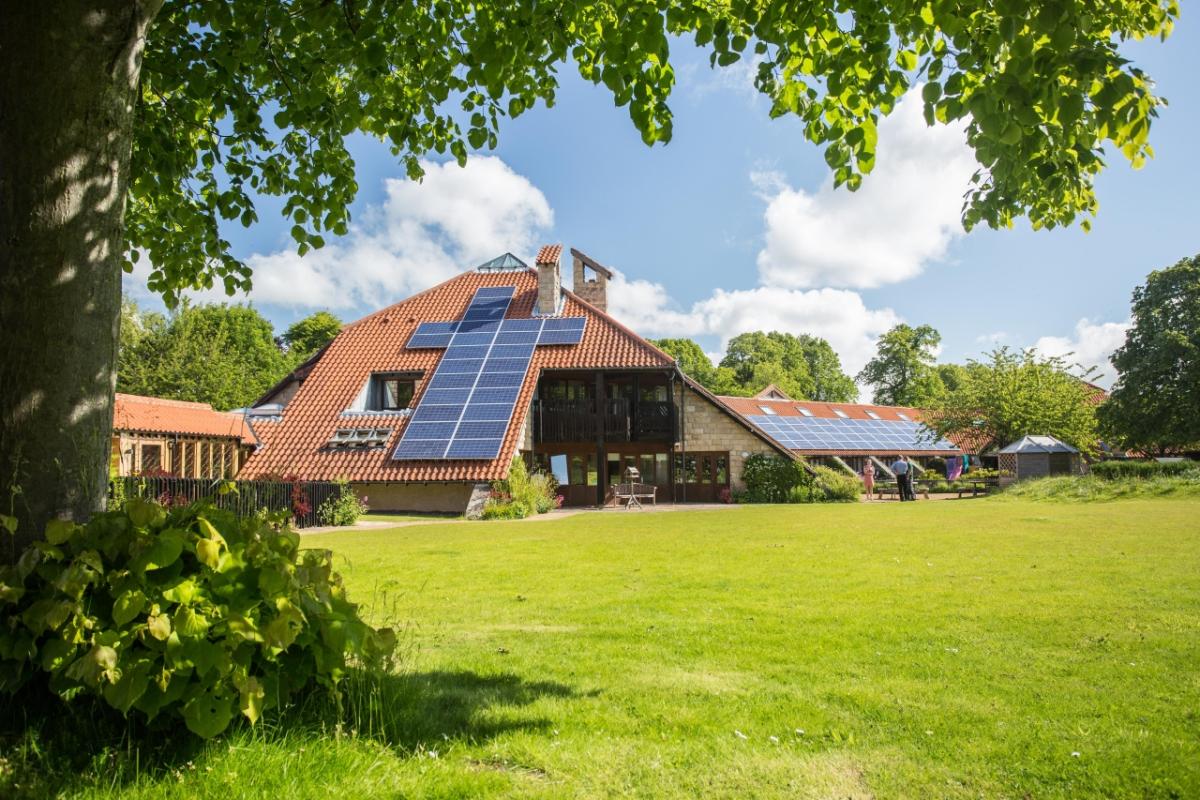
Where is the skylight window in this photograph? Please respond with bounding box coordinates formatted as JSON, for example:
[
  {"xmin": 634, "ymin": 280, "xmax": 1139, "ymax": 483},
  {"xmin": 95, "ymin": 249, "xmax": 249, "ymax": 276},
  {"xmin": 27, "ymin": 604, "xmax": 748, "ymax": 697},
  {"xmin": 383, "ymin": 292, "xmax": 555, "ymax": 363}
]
[
  {"xmin": 865, "ymin": 410, "xmax": 881, "ymax": 420},
  {"xmin": 795, "ymin": 406, "xmax": 814, "ymax": 417},
  {"xmin": 327, "ymin": 428, "xmax": 392, "ymax": 449},
  {"xmin": 833, "ymin": 408, "xmax": 850, "ymax": 419},
  {"xmin": 759, "ymin": 405, "xmax": 777, "ymax": 415}
]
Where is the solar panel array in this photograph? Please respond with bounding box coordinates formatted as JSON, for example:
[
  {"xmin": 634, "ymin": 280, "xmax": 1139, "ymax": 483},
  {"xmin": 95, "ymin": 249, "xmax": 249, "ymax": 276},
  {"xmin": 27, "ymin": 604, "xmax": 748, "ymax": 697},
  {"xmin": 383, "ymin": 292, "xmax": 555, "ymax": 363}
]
[
  {"xmin": 746, "ymin": 414, "xmax": 959, "ymax": 452},
  {"xmin": 393, "ymin": 286, "xmax": 586, "ymax": 460}
]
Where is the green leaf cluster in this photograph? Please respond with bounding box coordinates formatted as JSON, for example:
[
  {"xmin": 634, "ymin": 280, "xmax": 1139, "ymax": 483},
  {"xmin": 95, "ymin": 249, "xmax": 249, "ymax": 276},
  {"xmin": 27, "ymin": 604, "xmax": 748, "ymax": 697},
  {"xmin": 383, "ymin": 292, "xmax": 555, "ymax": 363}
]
[
  {"xmin": 0, "ymin": 497, "xmax": 395, "ymax": 739},
  {"xmin": 857, "ymin": 324, "xmax": 946, "ymax": 407},
  {"xmin": 653, "ymin": 333, "xmax": 857, "ymax": 402},
  {"xmin": 316, "ymin": 479, "xmax": 369, "ymax": 527},
  {"xmin": 124, "ymin": 0, "xmax": 1178, "ymax": 304},
  {"xmin": 740, "ymin": 454, "xmax": 812, "ymax": 503},
  {"xmin": 118, "ymin": 301, "xmax": 292, "ymax": 410},
  {"xmin": 281, "ymin": 312, "xmax": 343, "ymax": 363},
  {"xmin": 924, "ymin": 347, "xmax": 1100, "ymax": 455},
  {"xmin": 1099, "ymin": 254, "xmax": 1200, "ymax": 455},
  {"xmin": 482, "ymin": 457, "xmax": 559, "ymax": 519}
]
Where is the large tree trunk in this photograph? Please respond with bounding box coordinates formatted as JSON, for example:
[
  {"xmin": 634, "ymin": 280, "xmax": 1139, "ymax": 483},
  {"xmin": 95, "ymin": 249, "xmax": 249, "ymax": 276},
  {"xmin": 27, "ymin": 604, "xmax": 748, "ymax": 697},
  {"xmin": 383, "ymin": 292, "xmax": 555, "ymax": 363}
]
[{"xmin": 0, "ymin": 1, "xmax": 161, "ymax": 557}]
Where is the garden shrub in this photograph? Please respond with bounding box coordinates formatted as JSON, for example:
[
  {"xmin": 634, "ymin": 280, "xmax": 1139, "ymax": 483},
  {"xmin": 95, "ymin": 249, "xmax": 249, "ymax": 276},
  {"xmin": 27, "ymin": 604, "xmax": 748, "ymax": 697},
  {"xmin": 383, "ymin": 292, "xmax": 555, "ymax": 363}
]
[
  {"xmin": 1090, "ymin": 459, "xmax": 1200, "ymax": 480},
  {"xmin": 741, "ymin": 454, "xmax": 812, "ymax": 502},
  {"xmin": 0, "ymin": 495, "xmax": 395, "ymax": 739},
  {"xmin": 480, "ymin": 457, "xmax": 558, "ymax": 519},
  {"xmin": 317, "ymin": 479, "xmax": 369, "ymax": 527},
  {"xmin": 811, "ymin": 466, "xmax": 862, "ymax": 502}
]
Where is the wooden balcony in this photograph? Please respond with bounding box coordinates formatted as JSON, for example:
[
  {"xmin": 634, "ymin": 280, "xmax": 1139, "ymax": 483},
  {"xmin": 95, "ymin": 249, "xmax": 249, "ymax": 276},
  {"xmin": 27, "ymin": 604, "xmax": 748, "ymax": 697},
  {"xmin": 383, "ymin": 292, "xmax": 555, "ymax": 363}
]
[{"xmin": 533, "ymin": 398, "xmax": 676, "ymax": 444}]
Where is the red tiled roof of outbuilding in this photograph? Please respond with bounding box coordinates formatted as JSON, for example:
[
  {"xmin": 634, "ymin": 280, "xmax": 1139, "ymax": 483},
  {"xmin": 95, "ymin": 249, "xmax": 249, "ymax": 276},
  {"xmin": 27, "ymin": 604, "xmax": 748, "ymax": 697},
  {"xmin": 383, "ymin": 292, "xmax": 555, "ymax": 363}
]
[
  {"xmin": 239, "ymin": 269, "xmax": 676, "ymax": 483},
  {"xmin": 113, "ymin": 394, "xmax": 254, "ymax": 443}
]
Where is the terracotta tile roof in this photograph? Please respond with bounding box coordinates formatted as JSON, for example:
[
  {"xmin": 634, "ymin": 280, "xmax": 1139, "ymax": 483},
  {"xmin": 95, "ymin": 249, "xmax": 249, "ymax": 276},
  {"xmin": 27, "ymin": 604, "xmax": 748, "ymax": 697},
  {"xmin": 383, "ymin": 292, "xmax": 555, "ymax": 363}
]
[
  {"xmin": 239, "ymin": 269, "xmax": 676, "ymax": 483},
  {"xmin": 535, "ymin": 244, "xmax": 563, "ymax": 265},
  {"xmin": 716, "ymin": 396, "xmax": 966, "ymax": 456},
  {"xmin": 113, "ymin": 393, "xmax": 254, "ymax": 443}
]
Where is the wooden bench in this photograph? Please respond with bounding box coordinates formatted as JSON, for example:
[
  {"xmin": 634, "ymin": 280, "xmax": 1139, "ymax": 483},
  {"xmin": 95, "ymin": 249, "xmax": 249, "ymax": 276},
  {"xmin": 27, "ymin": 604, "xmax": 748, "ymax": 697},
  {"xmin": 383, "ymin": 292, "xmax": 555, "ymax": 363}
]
[
  {"xmin": 873, "ymin": 480, "xmax": 929, "ymax": 500},
  {"xmin": 613, "ymin": 482, "xmax": 657, "ymax": 510}
]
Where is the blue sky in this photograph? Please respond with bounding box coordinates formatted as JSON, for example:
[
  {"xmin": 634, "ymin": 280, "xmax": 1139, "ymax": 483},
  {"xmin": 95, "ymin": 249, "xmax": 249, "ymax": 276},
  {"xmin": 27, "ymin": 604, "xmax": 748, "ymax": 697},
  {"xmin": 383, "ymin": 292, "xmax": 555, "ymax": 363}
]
[{"xmin": 127, "ymin": 18, "xmax": 1199, "ymax": 391}]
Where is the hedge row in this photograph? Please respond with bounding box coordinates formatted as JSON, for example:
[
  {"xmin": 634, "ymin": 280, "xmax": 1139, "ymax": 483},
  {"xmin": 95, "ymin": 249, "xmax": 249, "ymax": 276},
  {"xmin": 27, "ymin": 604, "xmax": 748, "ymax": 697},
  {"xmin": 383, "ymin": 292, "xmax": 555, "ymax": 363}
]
[{"xmin": 1091, "ymin": 460, "xmax": 1200, "ymax": 480}]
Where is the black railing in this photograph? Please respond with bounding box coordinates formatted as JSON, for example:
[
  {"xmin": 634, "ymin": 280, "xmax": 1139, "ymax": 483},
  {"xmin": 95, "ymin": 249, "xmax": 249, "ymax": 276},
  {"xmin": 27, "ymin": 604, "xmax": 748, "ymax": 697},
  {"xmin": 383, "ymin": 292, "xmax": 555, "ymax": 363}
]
[
  {"xmin": 109, "ymin": 476, "xmax": 341, "ymax": 529},
  {"xmin": 534, "ymin": 399, "xmax": 676, "ymax": 444}
]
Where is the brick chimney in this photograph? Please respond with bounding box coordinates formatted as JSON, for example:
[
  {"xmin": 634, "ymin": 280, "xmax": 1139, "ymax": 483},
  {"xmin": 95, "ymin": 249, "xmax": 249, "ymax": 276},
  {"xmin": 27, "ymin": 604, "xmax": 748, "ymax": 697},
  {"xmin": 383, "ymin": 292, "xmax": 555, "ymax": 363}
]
[
  {"xmin": 570, "ymin": 248, "xmax": 612, "ymax": 313},
  {"xmin": 534, "ymin": 244, "xmax": 562, "ymax": 315}
]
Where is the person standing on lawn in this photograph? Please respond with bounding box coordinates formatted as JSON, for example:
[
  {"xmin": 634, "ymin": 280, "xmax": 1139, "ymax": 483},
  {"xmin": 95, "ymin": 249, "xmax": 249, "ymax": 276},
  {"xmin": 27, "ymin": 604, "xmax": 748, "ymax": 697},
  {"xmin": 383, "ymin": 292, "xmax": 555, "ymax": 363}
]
[
  {"xmin": 891, "ymin": 455, "xmax": 912, "ymax": 501},
  {"xmin": 862, "ymin": 459, "xmax": 875, "ymax": 500}
]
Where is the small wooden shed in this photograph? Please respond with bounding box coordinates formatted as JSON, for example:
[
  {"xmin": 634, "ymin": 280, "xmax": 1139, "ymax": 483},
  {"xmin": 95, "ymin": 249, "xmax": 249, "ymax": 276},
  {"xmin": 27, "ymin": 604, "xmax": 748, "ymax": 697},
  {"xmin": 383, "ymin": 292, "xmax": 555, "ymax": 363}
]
[
  {"xmin": 111, "ymin": 393, "xmax": 257, "ymax": 478},
  {"xmin": 997, "ymin": 435, "xmax": 1083, "ymax": 486}
]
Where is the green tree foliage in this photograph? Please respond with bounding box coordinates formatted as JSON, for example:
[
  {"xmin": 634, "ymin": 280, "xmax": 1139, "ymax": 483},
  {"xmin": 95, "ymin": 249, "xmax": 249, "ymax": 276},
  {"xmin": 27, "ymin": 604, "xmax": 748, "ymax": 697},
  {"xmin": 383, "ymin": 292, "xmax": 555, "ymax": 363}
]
[
  {"xmin": 0, "ymin": 498, "xmax": 395, "ymax": 739},
  {"xmin": 118, "ymin": 303, "xmax": 291, "ymax": 410},
  {"xmin": 1099, "ymin": 255, "xmax": 1200, "ymax": 454},
  {"xmin": 935, "ymin": 363, "xmax": 970, "ymax": 395},
  {"xmin": 652, "ymin": 338, "xmax": 721, "ymax": 388},
  {"xmin": 129, "ymin": 0, "xmax": 1178, "ymax": 304},
  {"xmin": 720, "ymin": 332, "xmax": 858, "ymax": 401},
  {"xmin": 857, "ymin": 324, "xmax": 945, "ymax": 406},
  {"xmin": 0, "ymin": 0, "xmax": 1180, "ymax": 542},
  {"xmin": 655, "ymin": 333, "xmax": 857, "ymax": 400},
  {"xmin": 281, "ymin": 311, "xmax": 342, "ymax": 363},
  {"xmin": 925, "ymin": 348, "xmax": 1099, "ymax": 454}
]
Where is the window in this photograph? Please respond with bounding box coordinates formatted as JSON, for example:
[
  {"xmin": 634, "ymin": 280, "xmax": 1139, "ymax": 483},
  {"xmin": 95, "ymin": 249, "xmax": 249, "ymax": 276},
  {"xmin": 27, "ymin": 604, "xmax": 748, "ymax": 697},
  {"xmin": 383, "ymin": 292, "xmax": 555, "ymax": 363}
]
[
  {"xmin": 865, "ymin": 410, "xmax": 881, "ymax": 420},
  {"xmin": 795, "ymin": 406, "xmax": 814, "ymax": 417},
  {"xmin": 759, "ymin": 405, "xmax": 777, "ymax": 415},
  {"xmin": 640, "ymin": 384, "xmax": 669, "ymax": 402},
  {"xmin": 353, "ymin": 373, "xmax": 418, "ymax": 413},
  {"xmin": 140, "ymin": 444, "xmax": 162, "ymax": 473},
  {"xmin": 833, "ymin": 408, "xmax": 850, "ymax": 419},
  {"xmin": 896, "ymin": 412, "xmax": 912, "ymax": 421},
  {"xmin": 551, "ymin": 454, "xmax": 570, "ymax": 485},
  {"xmin": 380, "ymin": 377, "xmax": 414, "ymax": 410},
  {"xmin": 716, "ymin": 455, "xmax": 728, "ymax": 484}
]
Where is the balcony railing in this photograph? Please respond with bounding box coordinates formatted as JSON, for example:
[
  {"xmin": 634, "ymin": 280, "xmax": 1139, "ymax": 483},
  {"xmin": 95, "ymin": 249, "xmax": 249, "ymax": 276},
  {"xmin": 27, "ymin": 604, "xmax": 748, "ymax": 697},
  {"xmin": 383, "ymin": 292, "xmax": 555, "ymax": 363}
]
[{"xmin": 534, "ymin": 398, "xmax": 676, "ymax": 444}]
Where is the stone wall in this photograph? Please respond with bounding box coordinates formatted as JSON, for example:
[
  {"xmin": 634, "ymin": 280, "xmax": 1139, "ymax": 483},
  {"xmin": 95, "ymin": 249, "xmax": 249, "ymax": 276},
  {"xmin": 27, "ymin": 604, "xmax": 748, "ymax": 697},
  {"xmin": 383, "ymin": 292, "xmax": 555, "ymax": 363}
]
[
  {"xmin": 351, "ymin": 481, "xmax": 477, "ymax": 513},
  {"xmin": 675, "ymin": 383, "xmax": 780, "ymax": 492}
]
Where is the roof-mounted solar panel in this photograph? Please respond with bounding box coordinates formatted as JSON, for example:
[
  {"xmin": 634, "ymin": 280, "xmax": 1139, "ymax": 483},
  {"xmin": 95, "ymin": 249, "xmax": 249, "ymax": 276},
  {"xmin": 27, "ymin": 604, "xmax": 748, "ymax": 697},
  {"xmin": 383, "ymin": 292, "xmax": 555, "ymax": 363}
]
[{"xmin": 394, "ymin": 285, "xmax": 587, "ymax": 461}]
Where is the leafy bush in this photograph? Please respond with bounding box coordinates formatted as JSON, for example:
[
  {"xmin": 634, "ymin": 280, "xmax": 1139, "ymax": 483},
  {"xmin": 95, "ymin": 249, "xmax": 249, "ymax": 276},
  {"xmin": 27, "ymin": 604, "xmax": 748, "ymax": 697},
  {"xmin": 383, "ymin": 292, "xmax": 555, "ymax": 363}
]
[
  {"xmin": 811, "ymin": 466, "xmax": 862, "ymax": 502},
  {"xmin": 480, "ymin": 457, "xmax": 557, "ymax": 520},
  {"xmin": 0, "ymin": 496, "xmax": 395, "ymax": 739},
  {"xmin": 741, "ymin": 454, "xmax": 812, "ymax": 502},
  {"xmin": 1090, "ymin": 459, "xmax": 1200, "ymax": 480},
  {"xmin": 317, "ymin": 479, "xmax": 369, "ymax": 527}
]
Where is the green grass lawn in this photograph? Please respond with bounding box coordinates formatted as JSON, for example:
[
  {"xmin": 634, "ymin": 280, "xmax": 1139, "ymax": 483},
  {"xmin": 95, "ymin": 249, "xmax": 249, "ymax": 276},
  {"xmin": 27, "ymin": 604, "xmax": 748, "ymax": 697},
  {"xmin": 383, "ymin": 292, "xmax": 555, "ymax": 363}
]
[{"xmin": 10, "ymin": 497, "xmax": 1200, "ymax": 799}]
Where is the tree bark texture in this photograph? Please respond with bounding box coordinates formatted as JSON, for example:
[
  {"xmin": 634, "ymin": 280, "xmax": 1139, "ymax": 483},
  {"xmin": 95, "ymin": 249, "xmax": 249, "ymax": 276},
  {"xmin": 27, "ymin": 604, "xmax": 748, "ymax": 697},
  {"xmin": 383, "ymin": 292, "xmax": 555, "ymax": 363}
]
[{"xmin": 0, "ymin": 0, "xmax": 161, "ymax": 556}]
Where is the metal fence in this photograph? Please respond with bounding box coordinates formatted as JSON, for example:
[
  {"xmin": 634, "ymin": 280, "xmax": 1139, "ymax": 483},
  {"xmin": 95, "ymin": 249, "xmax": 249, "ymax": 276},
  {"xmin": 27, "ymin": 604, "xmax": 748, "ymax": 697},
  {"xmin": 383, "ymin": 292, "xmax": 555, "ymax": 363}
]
[{"xmin": 110, "ymin": 476, "xmax": 341, "ymax": 528}]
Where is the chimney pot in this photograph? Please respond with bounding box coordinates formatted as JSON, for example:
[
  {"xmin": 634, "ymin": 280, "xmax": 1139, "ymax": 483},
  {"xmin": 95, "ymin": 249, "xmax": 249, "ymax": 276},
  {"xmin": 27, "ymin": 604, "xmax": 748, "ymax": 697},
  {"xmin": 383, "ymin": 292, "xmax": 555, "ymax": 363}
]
[{"xmin": 534, "ymin": 244, "xmax": 562, "ymax": 315}]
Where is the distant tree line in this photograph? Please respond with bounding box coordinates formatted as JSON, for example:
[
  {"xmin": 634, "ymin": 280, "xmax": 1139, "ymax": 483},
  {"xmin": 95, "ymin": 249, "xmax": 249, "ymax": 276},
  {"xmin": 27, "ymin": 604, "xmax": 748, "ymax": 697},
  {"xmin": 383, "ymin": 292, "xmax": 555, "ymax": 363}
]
[
  {"xmin": 118, "ymin": 301, "xmax": 341, "ymax": 410},
  {"xmin": 658, "ymin": 256, "xmax": 1200, "ymax": 457},
  {"xmin": 652, "ymin": 332, "xmax": 859, "ymax": 402}
]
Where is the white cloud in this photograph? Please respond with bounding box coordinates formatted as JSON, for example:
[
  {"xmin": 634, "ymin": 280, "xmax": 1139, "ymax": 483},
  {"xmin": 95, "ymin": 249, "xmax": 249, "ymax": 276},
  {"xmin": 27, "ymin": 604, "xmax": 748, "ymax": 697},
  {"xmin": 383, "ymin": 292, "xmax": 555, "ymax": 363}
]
[
  {"xmin": 753, "ymin": 88, "xmax": 976, "ymax": 290},
  {"xmin": 1034, "ymin": 318, "xmax": 1130, "ymax": 388},
  {"xmin": 125, "ymin": 156, "xmax": 553, "ymax": 311},
  {"xmin": 976, "ymin": 331, "xmax": 1008, "ymax": 346},
  {"xmin": 606, "ymin": 270, "xmax": 900, "ymax": 375}
]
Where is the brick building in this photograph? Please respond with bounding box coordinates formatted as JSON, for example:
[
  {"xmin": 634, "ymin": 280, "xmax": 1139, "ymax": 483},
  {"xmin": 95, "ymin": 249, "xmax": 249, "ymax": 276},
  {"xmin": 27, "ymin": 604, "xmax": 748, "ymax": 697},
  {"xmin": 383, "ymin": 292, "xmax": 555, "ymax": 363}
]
[{"xmin": 239, "ymin": 247, "xmax": 793, "ymax": 512}]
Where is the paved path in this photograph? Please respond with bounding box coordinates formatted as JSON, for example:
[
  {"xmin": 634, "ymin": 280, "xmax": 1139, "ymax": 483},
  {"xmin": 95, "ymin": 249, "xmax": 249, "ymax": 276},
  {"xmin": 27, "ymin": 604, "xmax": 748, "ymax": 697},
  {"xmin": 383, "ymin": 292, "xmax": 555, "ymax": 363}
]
[{"xmin": 301, "ymin": 502, "xmax": 742, "ymax": 534}]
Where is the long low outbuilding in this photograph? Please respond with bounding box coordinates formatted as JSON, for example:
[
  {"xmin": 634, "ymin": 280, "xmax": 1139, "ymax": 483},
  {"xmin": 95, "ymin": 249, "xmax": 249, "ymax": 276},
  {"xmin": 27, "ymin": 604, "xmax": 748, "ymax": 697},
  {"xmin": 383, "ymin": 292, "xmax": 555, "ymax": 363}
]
[{"xmin": 717, "ymin": 387, "xmax": 969, "ymax": 478}]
